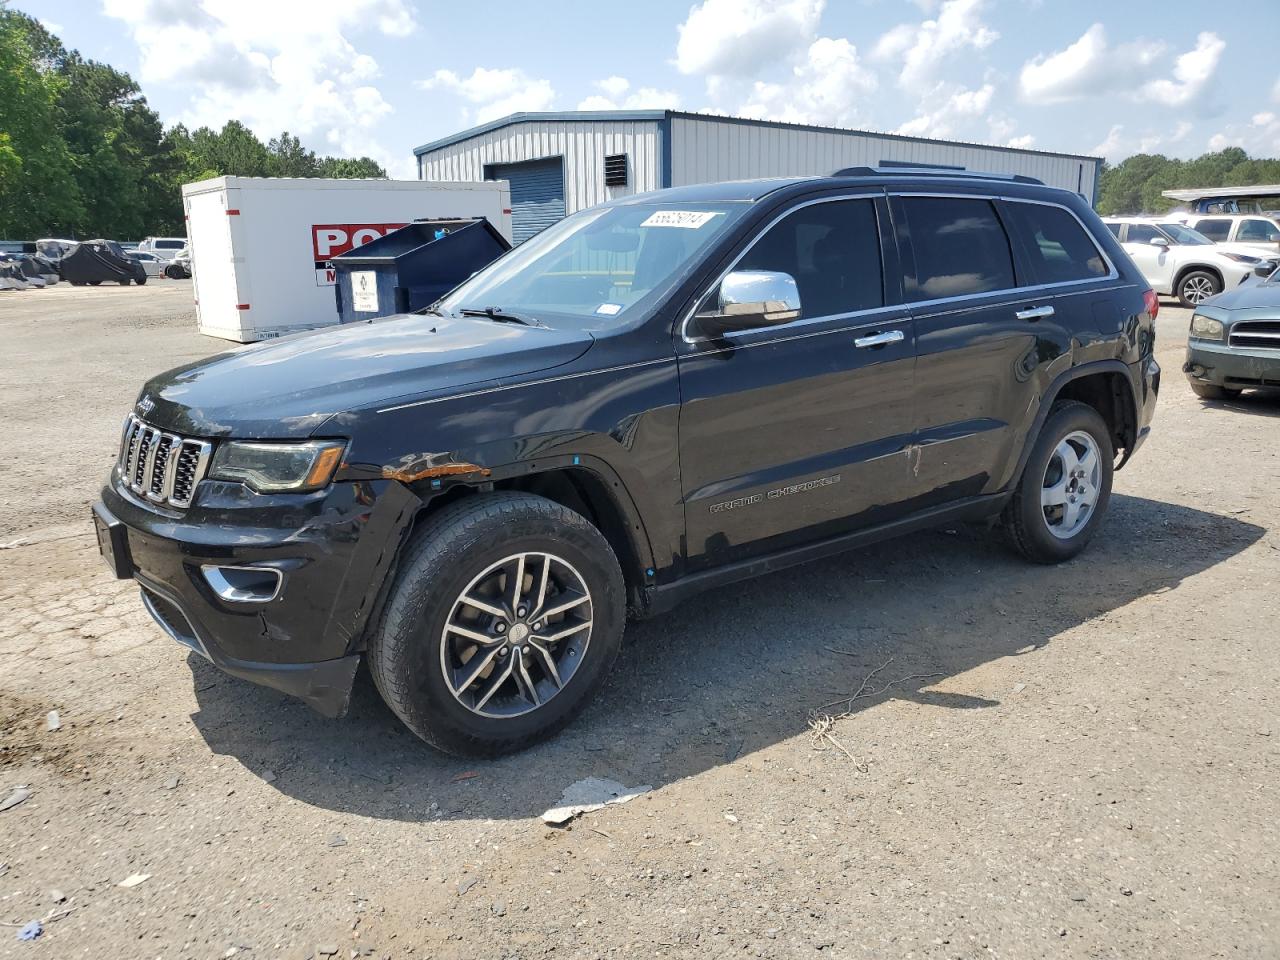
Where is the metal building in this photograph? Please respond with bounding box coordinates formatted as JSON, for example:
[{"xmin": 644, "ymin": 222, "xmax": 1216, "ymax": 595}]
[{"xmin": 414, "ymin": 110, "xmax": 1103, "ymax": 242}]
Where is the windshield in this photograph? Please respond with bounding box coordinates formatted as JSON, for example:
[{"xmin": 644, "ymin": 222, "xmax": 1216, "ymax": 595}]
[
  {"xmin": 438, "ymin": 202, "xmax": 746, "ymax": 328},
  {"xmin": 1158, "ymin": 223, "xmax": 1213, "ymax": 245}
]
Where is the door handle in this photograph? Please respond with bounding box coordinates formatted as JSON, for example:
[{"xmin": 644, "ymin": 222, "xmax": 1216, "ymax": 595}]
[
  {"xmin": 1015, "ymin": 305, "xmax": 1056, "ymax": 321},
  {"xmin": 853, "ymin": 329, "xmax": 905, "ymax": 349}
]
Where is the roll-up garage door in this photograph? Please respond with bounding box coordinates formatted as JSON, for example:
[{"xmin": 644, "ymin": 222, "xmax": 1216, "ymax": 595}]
[{"xmin": 486, "ymin": 157, "xmax": 566, "ymax": 244}]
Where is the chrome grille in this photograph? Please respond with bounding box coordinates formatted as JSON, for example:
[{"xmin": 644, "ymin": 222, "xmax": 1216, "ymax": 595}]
[
  {"xmin": 119, "ymin": 415, "xmax": 212, "ymax": 508},
  {"xmin": 1228, "ymin": 320, "xmax": 1280, "ymax": 350}
]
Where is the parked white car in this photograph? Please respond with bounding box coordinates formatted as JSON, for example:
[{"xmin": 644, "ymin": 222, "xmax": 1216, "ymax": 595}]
[
  {"xmin": 136, "ymin": 236, "xmax": 189, "ymax": 257},
  {"xmin": 1101, "ymin": 217, "xmax": 1277, "ymax": 307},
  {"xmin": 126, "ymin": 250, "xmax": 169, "ymax": 277},
  {"xmin": 1168, "ymin": 213, "xmax": 1280, "ymax": 254}
]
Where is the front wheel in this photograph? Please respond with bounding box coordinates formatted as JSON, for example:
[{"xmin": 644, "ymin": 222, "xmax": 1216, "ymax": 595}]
[
  {"xmin": 135, "ymin": 276, "xmax": 147, "ymax": 286},
  {"xmin": 1003, "ymin": 400, "xmax": 1114, "ymax": 564},
  {"xmin": 1177, "ymin": 270, "xmax": 1220, "ymax": 308},
  {"xmin": 368, "ymin": 492, "xmax": 626, "ymax": 756}
]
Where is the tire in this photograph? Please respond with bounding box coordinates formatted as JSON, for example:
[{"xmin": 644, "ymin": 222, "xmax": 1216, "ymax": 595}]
[
  {"xmin": 88, "ymin": 280, "xmax": 102, "ymax": 286},
  {"xmin": 1003, "ymin": 400, "xmax": 1114, "ymax": 564},
  {"xmin": 1189, "ymin": 381, "xmax": 1241, "ymax": 401},
  {"xmin": 368, "ymin": 492, "xmax": 626, "ymax": 756},
  {"xmin": 136, "ymin": 276, "xmax": 147, "ymax": 286},
  {"xmin": 1176, "ymin": 269, "xmax": 1220, "ymax": 308}
]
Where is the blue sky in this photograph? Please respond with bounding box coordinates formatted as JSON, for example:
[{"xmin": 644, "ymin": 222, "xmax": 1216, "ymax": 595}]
[{"xmin": 26, "ymin": 0, "xmax": 1280, "ymax": 178}]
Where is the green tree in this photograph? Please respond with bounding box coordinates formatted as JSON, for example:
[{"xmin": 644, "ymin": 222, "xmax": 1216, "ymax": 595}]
[
  {"xmin": 1097, "ymin": 148, "xmax": 1280, "ymax": 215},
  {"xmin": 267, "ymin": 131, "xmax": 319, "ymax": 177},
  {"xmin": 0, "ymin": 7, "xmax": 83, "ymax": 236},
  {"xmin": 316, "ymin": 155, "xmax": 388, "ymax": 178}
]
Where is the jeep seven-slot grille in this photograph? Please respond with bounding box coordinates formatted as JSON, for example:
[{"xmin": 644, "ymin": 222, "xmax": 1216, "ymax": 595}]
[
  {"xmin": 118, "ymin": 415, "xmax": 212, "ymax": 508},
  {"xmin": 1229, "ymin": 320, "xmax": 1280, "ymax": 350}
]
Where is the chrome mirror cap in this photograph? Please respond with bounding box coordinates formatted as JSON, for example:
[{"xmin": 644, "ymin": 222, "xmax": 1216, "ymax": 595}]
[{"xmin": 696, "ymin": 270, "xmax": 802, "ymax": 337}]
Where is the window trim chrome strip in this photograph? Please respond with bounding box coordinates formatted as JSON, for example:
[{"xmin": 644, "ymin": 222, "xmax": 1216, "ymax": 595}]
[{"xmin": 678, "ymin": 190, "xmax": 1121, "ymax": 347}]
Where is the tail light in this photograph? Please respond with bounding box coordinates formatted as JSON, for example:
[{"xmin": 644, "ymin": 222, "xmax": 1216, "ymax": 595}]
[{"xmin": 1143, "ymin": 288, "xmax": 1159, "ymax": 321}]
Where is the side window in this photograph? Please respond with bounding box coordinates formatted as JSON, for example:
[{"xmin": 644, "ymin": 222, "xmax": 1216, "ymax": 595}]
[
  {"xmin": 900, "ymin": 196, "xmax": 1015, "ymax": 301},
  {"xmin": 1104, "ymin": 222, "xmax": 1122, "ymax": 238},
  {"xmin": 1125, "ymin": 223, "xmax": 1160, "ymax": 244},
  {"xmin": 1239, "ymin": 219, "xmax": 1280, "ymax": 242},
  {"xmin": 735, "ymin": 199, "xmax": 883, "ymax": 317},
  {"xmin": 1003, "ymin": 202, "xmax": 1108, "ymax": 283},
  {"xmin": 1194, "ymin": 218, "xmax": 1231, "ymax": 241}
]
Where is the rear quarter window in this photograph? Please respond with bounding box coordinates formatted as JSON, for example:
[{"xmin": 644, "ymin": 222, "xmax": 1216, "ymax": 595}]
[{"xmin": 1003, "ymin": 202, "xmax": 1109, "ymax": 285}]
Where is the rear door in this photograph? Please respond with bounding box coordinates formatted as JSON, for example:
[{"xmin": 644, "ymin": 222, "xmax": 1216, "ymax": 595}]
[
  {"xmin": 893, "ymin": 193, "xmax": 1074, "ymax": 508},
  {"xmin": 676, "ymin": 192, "xmax": 916, "ymax": 570}
]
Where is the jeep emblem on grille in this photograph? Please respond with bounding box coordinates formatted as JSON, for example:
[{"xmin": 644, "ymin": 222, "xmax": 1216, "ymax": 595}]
[{"xmin": 137, "ymin": 395, "xmax": 155, "ymax": 415}]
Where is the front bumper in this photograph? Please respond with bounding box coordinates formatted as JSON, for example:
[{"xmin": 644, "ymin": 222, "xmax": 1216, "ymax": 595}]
[
  {"xmin": 1184, "ymin": 339, "xmax": 1280, "ymax": 389},
  {"xmin": 95, "ymin": 472, "xmax": 419, "ymax": 716}
]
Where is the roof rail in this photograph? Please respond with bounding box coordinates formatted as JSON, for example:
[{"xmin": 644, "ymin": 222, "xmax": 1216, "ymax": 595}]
[{"xmin": 829, "ymin": 165, "xmax": 1044, "ymax": 185}]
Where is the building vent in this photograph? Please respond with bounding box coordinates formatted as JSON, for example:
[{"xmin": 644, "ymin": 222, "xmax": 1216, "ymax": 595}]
[{"xmin": 604, "ymin": 153, "xmax": 628, "ymax": 187}]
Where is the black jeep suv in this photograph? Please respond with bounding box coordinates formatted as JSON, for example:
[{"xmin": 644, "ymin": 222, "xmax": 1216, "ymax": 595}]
[{"xmin": 94, "ymin": 167, "xmax": 1160, "ymax": 755}]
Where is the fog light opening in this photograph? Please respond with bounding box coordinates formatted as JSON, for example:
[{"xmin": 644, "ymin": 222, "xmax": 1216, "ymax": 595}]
[{"xmin": 201, "ymin": 565, "xmax": 283, "ymax": 603}]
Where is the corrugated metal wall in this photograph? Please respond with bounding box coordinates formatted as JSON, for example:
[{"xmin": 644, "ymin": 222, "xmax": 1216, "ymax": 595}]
[
  {"xmin": 668, "ymin": 116, "xmax": 1099, "ymax": 199},
  {"xmin": 418, "ymin": 119, "xmax": 662, "ymax": 215}
]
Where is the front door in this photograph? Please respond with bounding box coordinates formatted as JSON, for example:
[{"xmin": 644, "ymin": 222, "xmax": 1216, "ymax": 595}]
[
  {"xmin": 1120, "ymin": 222, "xmax": 1176, "ymax": 292},
  {"xmin": 676, "ymin": 194, "xmax": 916, "ymax": 571}
]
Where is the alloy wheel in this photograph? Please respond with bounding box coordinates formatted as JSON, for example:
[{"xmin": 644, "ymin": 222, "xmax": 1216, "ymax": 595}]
[
  {"xmin": 1183, "ymin": 275, "xmax": 1215, "ymax": 304},
  {"xmin": 1040, "ymin": 430, "xmax": 1101, "ymax": 540},
  {"xmin": 440, "ymin": 551, "xmax": 593, "ymax": 718}
]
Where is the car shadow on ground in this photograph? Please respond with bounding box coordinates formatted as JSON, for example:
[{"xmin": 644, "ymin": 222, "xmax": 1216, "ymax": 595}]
[
  {"xmin": 188, "ymin": 493, "xmax": 1263, "ymax": 822},
  {"xmin": 1197, "ymin": 389, "xmax": 1280, "ymax": 418}
]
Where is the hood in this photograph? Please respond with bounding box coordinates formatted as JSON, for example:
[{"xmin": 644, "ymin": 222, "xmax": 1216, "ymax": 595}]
[
  {"xmin": 1203, "ymin": 280, "xmax": 1280, "ymax": 317},
  {"xmin": 138, "ymin": 313, "xmax": 594, "ymax": 438}
]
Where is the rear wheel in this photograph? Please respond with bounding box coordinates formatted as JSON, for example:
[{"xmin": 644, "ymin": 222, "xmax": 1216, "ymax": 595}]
[
  {"xmin": 1004, "ymin": 400, "xmax": 1114, "ymax": 564},
  {"xmin": 1177, "ymin": 269, "xmax": 1220, "ymax": 308},
  {"xmin": 1189, "ymin": 381, "xmax": 1241, "ymax": 401},
  {"xmin": 368, "ymin": 492, "xmax": 626, "ymax": 756}
]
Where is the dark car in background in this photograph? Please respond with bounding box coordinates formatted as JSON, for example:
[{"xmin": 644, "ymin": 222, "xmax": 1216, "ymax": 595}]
[
  {"xmin": 94, "ymin": 167, "xmax": 1160, "ymax": 756},
  {"xmin": 1185, "ymin": 269, "xmax": 1280, "ymax": 399}
]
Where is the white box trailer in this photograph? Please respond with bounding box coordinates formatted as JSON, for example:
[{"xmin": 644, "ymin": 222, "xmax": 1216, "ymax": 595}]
[{"xmin": 182, "ymin": 176, "xmax": 512, "ymax": 342}]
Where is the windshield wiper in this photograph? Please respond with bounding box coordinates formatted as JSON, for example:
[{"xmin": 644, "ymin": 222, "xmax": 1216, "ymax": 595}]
[{"xmin": 458, "ymin": 306, "xmax": 540, "ymax": 327}]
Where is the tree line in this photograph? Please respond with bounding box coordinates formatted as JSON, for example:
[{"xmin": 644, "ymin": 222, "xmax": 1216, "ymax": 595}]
[
  {"xmin": 1095, "ymin": 147, "xmax": 1280, "ymax": 216},
  {"xmin": 0, "ymin": 5, "xmax": 386, "ymax": 241}
]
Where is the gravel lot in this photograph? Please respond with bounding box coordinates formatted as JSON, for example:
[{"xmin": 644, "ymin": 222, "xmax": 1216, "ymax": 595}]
[{"xmin": 1, "ymin": 283, "xmax": 1278, "ymax": 959}]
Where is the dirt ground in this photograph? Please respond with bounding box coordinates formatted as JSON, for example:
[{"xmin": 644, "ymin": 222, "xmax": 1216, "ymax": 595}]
[{"xmin": 1, "ymin": 282, "xmax": 1277, "ymax": 959}]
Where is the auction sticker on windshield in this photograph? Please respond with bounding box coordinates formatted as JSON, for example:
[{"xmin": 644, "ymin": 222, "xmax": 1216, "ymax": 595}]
[{"xmin": 640, "ymin": 211, "xmax": 720, "ymax": 229}]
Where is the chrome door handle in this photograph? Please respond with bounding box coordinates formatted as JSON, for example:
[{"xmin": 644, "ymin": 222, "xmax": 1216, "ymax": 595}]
[
  {"xmin": 1015, "ymin": 305, "xmax": 1056, "ymax": 321},
  {"xmin": 853, "ymin": 329, "xmax": 905, "ymax": 348}
]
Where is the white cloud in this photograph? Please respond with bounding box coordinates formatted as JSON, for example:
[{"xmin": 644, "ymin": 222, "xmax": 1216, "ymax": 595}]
[
  {"xmin": 738, "ymin": 36, "xmax": 876, "ymax": 127},
  {"xmin": 420, "ymin": 67, "xmax": 556, "ymax": 124},
  {"xmin": 102, "ymin": 0, "xmax": 416, "ymax": 174},
  {"xmin": 894, "ymin": 83, "xmax": 993, "ymax": 138},
  {"xmin": 577, "ymin": 76, "xmax": 681, "ymax": 111},
  {"xmin": 1019, "ymin": 24, "xmax": 1223, "ymax": 111},
  {"xmin": 872, "ymin": 0, "xmax": 999, "ymax": 93},
  {"xmin": 1005, "ymin": 134, "xmax": 1035, "ymax": 149},
  {"xmin": 1140, "ymin": 32, "xmax": 1225, "ymax": 107},
  {"xmin": 39, "ymin": 18, "xmax": 64, "ymax": 34},
  {"xmin": 675, "ymin": 0, "xmax": 825, "ymax": 77},
  {"xmin": 1091, "ymin": 120, "xmax": 1193, "ymax": 161},
  {"xmin": 1205, "ymin": 112, "xmax": 1280, "ymax": 156}
]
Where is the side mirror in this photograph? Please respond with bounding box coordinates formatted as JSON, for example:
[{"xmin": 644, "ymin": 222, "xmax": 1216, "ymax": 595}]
[
  {"xmin": 695, "ymin": 270, "xmax": 802, "ymax": 337},
  {"xmin": 1149, "ymin": 236, "xmax": 1170, "ymax": 247}
]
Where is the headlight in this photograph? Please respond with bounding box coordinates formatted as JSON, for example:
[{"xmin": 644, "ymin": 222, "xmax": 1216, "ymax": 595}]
[
  {"xmin": 1189, "ymin": 314, "xmax": 1224, "ymax": 340},
  {"xmin": 1220, "ymin": 252, "xmax": 1260, "ymax": 264},
  {"xmin": 210, "ymin": 440, "xmax": 345, "ymax": 493}
]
